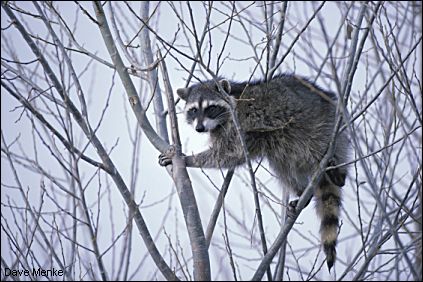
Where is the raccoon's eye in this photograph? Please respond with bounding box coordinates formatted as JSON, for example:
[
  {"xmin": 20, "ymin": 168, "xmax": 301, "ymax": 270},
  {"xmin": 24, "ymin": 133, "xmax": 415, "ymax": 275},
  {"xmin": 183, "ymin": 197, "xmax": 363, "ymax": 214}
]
[
  {"xmin": 187, "ymin": 108, "xmax": 198, "ymax": 118},
  {"xmin": 188, "ymin": 108, "xmax": 197, "ymax": 114}
]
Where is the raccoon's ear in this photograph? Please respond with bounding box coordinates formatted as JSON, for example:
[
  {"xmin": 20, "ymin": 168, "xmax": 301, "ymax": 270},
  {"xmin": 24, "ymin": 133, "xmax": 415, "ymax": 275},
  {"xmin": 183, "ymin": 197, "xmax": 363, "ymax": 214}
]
[
  {"xmin": 176, "ymin": 88, "xmax": 189, "ymax": 100},
  {"xmin": 219, "ymin": 79, "xmax": 231, "ymax": 94}
]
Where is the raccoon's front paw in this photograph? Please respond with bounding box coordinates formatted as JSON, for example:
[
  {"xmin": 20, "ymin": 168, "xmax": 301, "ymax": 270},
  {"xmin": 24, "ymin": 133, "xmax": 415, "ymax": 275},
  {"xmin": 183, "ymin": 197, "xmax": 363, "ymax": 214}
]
[{"xmin": 158, "ymin": 145, "xmax": 176, "ymax": 166}]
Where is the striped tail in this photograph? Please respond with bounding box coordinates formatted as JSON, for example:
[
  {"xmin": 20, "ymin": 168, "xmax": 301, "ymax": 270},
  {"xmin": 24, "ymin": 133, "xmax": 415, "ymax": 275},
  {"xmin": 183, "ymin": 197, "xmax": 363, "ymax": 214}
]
[{"xmin": 315, "ymin": 176, "xmax": 342, "ymax": 271}]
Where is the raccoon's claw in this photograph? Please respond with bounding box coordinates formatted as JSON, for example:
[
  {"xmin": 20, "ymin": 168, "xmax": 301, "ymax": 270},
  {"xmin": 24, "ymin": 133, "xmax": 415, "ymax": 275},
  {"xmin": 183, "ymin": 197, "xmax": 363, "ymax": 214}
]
[
  {"xmin": 158, "ymin": 154, "xmax": 172, "ymax": 166},
  {"xmin": 287, "ymin": 200, "xmax": 298, "ymax": 218},
  {"xmin": 287, "ymin": 196, "xmax": 312, "ymax": 218},
  {"xmin": 158, "ymin": 145, "xmax": 176, "ymax": 166}
]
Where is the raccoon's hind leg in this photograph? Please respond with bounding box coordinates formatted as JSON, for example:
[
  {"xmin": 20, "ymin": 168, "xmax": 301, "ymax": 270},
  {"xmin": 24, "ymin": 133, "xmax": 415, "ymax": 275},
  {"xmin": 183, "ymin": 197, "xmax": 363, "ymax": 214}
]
[
  {"xmin": 315, "ymin": 176, "xmax": 342, "ymax": 271},
  {"xmin": 269, "ymin": 159, "xmax": 312, "ymax": 217},
  {"xmin": 326, "ymin": 159, "xmax": 347, "ymax": 187}
]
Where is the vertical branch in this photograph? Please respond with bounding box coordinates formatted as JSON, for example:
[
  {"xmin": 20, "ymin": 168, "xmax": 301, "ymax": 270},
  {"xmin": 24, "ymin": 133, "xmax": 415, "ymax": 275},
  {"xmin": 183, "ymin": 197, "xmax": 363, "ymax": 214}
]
[
  {"xmin": 273, "ymin": 189, "xmax": 289, "ymax": 281},
  {"xmin": 92, "ymin": 2, "xmax": 168, "ymax": 153},
  {"xmin": 268, "ymin": 1, "xmax": 288, "ymax": 71},
  {"xmin": 139, "ymin": 1, "xmax": 169, "ymax": 142},
  {"xmin": 222, "ymin": 201, "xmax": 238, "ymax": 281},
  {"xmin": 159, "ymin": 50, "xmax": 211, "ymax": 281}
]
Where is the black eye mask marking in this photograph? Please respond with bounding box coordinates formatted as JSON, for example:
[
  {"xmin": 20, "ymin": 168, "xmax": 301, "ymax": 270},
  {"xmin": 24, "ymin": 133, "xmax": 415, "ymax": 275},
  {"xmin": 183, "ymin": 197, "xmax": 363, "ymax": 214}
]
[{"xmin": 204, "ymin": 105, "xmax": 227, "ymax": 119}]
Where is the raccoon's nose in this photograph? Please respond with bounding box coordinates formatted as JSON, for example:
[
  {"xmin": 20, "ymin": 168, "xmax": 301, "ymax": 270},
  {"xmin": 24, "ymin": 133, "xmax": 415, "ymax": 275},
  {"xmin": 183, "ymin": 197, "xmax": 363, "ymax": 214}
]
[{"xmin": 196, "ymin": 123, "xmax": 205, "ymax": 132}]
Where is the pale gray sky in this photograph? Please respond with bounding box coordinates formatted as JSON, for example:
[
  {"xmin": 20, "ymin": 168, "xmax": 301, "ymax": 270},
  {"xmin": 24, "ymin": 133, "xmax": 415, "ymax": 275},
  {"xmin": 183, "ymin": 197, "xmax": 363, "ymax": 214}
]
[{"xmin": 1, "ymin": 2, "xmax": 421, "ymax": 281}]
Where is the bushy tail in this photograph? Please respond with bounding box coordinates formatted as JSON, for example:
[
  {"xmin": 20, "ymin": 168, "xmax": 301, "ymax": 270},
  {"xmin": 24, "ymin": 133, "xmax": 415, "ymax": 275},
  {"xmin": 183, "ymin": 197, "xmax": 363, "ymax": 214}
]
[{"xmin": 315, "ymin": 176, "xmax": 342, "ymax": 271}]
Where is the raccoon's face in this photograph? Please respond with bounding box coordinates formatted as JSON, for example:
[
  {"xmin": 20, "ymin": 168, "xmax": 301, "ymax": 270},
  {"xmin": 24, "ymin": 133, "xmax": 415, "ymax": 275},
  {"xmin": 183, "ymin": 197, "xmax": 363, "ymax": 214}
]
[
  {"xmin": 184, "ymin": 99, "xmax": 230, "ymax": 133},
  {"xmin": 177, "ymin": 80, "xmax": 232, "ymax": 133}
]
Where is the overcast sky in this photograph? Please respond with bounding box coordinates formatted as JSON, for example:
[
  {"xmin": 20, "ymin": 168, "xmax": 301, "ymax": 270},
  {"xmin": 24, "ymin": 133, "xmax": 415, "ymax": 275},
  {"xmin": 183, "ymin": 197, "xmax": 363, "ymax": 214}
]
[{"xmin": 1, "ymin": 2, "xmax": 421, "ymax": 281}]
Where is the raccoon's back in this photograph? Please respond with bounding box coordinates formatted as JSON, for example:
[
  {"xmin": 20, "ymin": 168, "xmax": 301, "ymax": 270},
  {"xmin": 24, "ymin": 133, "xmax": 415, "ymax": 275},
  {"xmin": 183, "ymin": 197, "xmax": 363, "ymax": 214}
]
[
  {"xmin": 236, "ymin": 77, "xmax": 336, "ymax": 139},
  {"xmin": 233, "ymin": 75, "xmax": 337, "ymax": 165}
]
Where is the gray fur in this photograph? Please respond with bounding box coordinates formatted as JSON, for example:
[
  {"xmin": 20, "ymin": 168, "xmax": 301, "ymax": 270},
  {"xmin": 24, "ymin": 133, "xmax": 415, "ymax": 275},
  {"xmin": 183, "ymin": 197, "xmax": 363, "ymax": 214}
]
[{"xmin": 161, "ymin": 74, "xmax": 349, "ymax": 270}]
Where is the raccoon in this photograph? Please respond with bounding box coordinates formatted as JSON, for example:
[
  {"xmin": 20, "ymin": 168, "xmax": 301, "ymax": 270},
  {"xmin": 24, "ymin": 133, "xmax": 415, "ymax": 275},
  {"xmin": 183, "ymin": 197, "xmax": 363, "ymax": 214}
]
[{"xmin": 159, "ymin": 74, "xmax": 349, "ymax": 270}]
